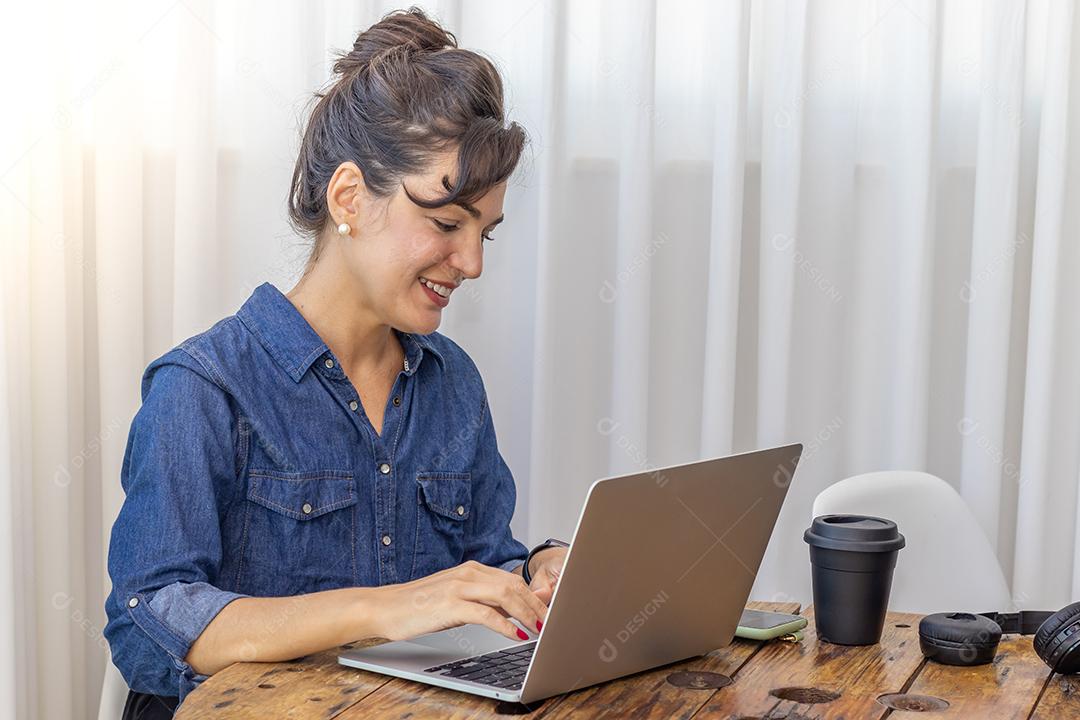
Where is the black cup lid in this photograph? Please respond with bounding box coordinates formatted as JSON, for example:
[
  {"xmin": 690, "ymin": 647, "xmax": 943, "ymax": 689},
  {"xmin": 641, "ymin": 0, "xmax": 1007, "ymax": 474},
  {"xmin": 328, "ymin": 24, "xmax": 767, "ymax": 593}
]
[{"xmin": 803, "ymin": 514, "xmax": 906, "ymax": 552}]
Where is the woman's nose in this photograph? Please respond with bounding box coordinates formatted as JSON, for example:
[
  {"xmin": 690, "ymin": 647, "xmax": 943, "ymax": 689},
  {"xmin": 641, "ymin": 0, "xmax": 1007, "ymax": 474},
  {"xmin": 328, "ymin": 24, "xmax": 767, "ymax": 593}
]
[{"xmin": 451, "ymin": 237, "xmax": 484, "ymax": 281}]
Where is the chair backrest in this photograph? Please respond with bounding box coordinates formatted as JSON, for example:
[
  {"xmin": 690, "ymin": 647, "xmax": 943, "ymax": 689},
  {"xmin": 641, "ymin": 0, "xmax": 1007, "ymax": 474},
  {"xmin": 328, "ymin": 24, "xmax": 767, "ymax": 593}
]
[
  {"xmin": 812, "ymin": 470, "xmax": 1013, "ymax": 614},
  {"xmin": 98, "ymin": 660, "xmax": 128, "ymax": 720}
]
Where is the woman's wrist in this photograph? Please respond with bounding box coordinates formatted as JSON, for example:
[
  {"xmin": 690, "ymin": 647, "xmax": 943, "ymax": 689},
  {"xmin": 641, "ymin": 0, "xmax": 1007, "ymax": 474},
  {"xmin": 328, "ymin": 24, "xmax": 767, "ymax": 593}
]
[
  {"xmin": 343, "ymin": 584, "xmax": 389, "ymax": 642},
  {"xmin": 523, "ymin": 539, "xmax": 569, "ymax": 584},
  {"xmin": 526, "ymin": 547, "xmax": 553, "ymax": 580}
]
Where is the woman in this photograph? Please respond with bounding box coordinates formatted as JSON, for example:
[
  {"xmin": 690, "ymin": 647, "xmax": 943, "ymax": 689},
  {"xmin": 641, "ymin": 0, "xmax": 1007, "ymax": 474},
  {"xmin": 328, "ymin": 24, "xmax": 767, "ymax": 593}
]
[{"xmin": 104, "ymin": 8, "xmax": 568, "ymax": 718}]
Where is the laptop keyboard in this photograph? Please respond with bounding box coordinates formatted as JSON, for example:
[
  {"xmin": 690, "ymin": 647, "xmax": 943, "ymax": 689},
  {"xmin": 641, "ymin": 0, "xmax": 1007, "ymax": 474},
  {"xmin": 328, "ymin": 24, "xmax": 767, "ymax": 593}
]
[{"xmin": 423, "ymin": 641, "xmax": 536, "ymax": 690}]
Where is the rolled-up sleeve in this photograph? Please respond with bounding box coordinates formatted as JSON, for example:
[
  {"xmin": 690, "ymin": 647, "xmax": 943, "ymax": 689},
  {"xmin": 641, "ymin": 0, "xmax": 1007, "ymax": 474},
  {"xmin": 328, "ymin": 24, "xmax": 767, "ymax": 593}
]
[
  {"xmin": 104, "ymin": 352, "xmax": 249, "ymax": 699},
  {"xmin": 463, "ymin": 389, "xmax": 530, "ymax": 573}
]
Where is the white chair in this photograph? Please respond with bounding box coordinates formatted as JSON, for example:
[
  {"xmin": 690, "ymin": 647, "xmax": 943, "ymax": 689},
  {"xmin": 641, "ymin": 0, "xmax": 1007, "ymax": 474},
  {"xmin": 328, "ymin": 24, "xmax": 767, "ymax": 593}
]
[
  {"xmin": 98, "ymin": 661, "xmax": 128, "ymax": 720},
  {"xmin": 811, "ymin": 470, "xmax": 1013, "ymax": 615}
]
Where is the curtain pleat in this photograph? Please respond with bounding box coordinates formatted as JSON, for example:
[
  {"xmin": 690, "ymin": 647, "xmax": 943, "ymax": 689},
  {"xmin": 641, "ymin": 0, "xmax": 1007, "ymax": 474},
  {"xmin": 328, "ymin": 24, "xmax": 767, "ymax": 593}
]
[
  {"xmin": 958, "ymin": 0, "xmax": 1028, "ymax": 553},
  {"xmin": 1014, "ymin": 0, "xmax": 1078, "ymax": 608},
  {"xmin": 31, "ymin": 90, "xmax": 80, "ymax": 720},
  {"xmin": 756, "ymin": 0, "xmax": 807, "ymax": 446},
  {"xmin": 524, "ymin": 0, "xmax": 570, "ymax": 538},
  {"xmin": 607, "ymin": 0, "xmax": 657, "ymax": 476},
  {"xmin": 1, "ymin": 5, "xmax": 40, "ymax": 711},
  {"xmin": 883, "ymin": 0, "xmax": 938, "ymax": 470},
  {"xmin": 699, "ymin": 0, "xmax": 751, "ymax": 460},
  {"xmin": 172, "ymin": 0, "xmax": 221, "ymax": 342}
]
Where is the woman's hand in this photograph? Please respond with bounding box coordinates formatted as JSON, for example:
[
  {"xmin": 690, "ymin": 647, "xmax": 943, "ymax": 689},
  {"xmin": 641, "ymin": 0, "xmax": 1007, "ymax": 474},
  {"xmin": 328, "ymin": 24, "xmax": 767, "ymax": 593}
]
[
  {"xmin": 525, "ymin": 546, "xmax": 568, "ymax": 605},
  {"xmin": 366, "ymin": 560, "xmax": 549, "ymax": 643}
]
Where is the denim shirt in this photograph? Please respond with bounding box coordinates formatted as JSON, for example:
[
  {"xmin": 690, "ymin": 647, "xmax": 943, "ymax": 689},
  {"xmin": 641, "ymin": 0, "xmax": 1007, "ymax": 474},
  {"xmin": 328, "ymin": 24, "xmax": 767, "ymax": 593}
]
[{"xmin": 104, "ymin": 282, "xmax": 529, "ymax": 703}]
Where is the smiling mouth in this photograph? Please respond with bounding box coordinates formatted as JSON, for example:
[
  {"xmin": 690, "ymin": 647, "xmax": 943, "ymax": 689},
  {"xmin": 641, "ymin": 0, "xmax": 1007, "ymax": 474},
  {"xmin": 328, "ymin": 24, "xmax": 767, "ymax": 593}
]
[{"xmin": 418, "ymin": 276, "xmax": 454, "ymax": 298}]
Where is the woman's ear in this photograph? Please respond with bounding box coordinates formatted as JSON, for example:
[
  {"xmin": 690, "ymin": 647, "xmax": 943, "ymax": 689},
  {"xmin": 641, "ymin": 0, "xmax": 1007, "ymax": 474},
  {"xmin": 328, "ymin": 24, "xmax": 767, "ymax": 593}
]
[{"xmin": 326, "ymin": 161, "xmax": 365, "ymax": 225}]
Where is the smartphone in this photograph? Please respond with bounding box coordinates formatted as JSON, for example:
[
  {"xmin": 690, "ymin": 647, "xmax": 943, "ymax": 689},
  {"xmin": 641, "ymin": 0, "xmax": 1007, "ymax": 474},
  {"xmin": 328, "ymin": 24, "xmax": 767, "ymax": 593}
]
[{"xmin": 734, "ymin": 609, "xmax": 808, "ymax": 641}]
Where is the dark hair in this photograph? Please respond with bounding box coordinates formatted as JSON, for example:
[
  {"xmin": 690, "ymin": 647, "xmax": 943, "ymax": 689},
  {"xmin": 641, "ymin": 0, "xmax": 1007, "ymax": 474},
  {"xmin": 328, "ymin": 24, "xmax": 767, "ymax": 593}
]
[{"xmin": 288, "ymin": 6, "xmax": 527, "ymax": 262}]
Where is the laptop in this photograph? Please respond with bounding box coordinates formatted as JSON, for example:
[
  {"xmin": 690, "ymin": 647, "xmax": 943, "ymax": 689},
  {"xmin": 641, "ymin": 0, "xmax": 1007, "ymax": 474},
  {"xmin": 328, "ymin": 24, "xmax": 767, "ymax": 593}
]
[{"xmin": 338, "ymin": 443, "xmax": 802, "ymax": 704}]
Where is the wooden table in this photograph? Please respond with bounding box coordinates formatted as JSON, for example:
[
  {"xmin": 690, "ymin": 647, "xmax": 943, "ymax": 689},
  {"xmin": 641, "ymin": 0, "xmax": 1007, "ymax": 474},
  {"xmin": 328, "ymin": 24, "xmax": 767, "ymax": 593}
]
[{"xmin": 175, "ymin": 601, "xmax": 1079, "ymax": 719}]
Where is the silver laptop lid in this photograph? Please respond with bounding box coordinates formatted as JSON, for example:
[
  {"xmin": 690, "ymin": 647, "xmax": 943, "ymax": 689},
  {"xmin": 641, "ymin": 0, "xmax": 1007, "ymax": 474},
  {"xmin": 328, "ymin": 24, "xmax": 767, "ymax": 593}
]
[{"xmin": 519, "ymin": 443, "xmax": 801, "ymax": 703}]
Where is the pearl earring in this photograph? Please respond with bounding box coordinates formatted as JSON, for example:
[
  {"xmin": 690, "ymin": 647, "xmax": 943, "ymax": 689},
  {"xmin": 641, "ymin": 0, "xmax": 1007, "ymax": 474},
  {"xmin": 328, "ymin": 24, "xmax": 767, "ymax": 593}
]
[{"xmin": 337, "ymin": 222, "xmax": 351, "ymax": 236}]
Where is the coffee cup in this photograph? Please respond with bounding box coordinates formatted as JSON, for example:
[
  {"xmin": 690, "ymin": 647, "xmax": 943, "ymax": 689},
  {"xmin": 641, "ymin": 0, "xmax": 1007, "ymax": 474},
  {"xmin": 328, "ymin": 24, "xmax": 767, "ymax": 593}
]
[{"xmin": 803, "ymin": 514, "xmax": 905, "ymax": 645}]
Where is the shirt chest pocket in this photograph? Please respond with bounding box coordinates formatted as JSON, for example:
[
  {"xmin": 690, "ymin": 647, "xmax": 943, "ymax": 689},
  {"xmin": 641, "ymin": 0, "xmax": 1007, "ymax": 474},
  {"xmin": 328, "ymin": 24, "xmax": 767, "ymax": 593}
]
[
  {"xmin": 411, "ymin": 471, "xmax": 471, "ymax": 579},
  {"xmin": 239, "ymin": 469, "xmax": 358, "ymax": 595}
]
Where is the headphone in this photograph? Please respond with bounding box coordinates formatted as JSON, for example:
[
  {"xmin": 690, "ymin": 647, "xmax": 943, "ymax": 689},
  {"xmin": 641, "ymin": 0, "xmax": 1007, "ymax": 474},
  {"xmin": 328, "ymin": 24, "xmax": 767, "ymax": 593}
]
[{"xmin": 919, "ymin": 602, "xmax": 1080, "ymax": 673}]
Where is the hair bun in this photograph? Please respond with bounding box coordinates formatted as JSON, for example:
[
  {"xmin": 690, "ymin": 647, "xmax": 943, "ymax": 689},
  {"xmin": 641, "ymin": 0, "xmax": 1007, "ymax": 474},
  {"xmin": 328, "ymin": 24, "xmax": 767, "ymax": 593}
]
[{"xmin": 333, "ymin": 6, "xmax": 457, "ymax": 76}]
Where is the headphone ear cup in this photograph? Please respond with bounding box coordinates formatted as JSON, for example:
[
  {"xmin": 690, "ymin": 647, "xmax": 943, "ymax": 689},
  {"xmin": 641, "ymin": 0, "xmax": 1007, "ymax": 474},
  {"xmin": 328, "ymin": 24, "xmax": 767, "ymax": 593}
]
[
  {"xmin": 919, "ymin": 613, "xmax": 1002, "ymax": 666},
  {"xmin": 1034, "ymin": 601, "xmax": 1080, "ymax": 674}
]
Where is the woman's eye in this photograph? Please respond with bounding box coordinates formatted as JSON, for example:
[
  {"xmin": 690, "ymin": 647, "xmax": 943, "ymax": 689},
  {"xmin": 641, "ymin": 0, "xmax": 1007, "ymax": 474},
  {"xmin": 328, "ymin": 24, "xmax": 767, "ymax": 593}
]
[{"xmin": 432, "ymin": 218, "xmax": 496, "ymax": 243}]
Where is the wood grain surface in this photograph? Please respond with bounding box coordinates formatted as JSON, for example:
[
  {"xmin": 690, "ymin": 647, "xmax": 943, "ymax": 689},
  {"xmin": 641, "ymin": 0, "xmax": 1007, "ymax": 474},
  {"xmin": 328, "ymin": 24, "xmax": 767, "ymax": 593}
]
[{"xmin": 175, "ymin": 602, "xmax": 1079, "ymax": 719}]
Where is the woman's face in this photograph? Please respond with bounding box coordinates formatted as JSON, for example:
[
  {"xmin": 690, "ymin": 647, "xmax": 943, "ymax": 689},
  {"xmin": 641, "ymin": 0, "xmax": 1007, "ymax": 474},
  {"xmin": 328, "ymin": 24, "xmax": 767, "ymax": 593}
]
[{"xmin": 328, "ymin": 152, "xmax": 507, "ymax": 336}]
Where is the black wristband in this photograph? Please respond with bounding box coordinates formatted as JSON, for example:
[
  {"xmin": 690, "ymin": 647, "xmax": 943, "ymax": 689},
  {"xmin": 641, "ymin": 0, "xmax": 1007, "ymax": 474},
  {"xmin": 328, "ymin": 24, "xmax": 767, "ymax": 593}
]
[{"xmin": 522, "ymin": 538, "xmax": 569, "ymax": 585}]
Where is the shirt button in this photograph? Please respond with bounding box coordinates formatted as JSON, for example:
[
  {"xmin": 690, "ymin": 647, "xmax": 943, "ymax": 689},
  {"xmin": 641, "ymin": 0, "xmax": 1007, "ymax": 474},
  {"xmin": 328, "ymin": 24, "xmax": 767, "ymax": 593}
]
[
  {"xmin": 381, "ymin": 535, "xmax": 392, "ymax": 546},
  {"xmin": 349, "ymin": 400, "xmax": 358, "ymax": 411},
  {"xmin": 392, "ymin": 396, "xmax": 401, "ymax": 407},
  {"xmin": 456, "ymin": 505, "xmax": 465, "ymax": 516},
  {"xmin": 325, "ymin": 358, "xmax": 334, "ymax": 369},
  {"xmin": 128, "ymin": 597, "xmax": 139, "ymax": 608},
  {"xmin": 301, "ymin": 502, "xmax": 313, "ymax": 514},
  {"xmin": 379, "ymin": 463, "xmax": 391, "ymax": 474}
]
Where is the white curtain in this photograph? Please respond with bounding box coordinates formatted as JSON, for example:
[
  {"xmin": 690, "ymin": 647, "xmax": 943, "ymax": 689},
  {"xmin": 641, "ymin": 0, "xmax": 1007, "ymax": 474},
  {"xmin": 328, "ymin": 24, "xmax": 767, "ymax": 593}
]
[{"xmin": 2, "ymin": 0, "xmax": 1078, "ymax": 716}]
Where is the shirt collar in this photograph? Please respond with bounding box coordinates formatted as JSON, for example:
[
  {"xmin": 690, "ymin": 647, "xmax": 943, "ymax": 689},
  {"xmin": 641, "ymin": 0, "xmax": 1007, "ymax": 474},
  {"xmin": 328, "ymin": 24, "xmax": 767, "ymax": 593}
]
[{"xmin": 237, "ymin": 282, "xmax": 443, "ymax": 383}]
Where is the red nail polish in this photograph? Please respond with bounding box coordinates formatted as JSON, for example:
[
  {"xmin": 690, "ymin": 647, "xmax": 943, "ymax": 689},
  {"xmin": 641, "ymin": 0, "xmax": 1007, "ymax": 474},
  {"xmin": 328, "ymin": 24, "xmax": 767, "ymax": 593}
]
[
  {"xmin": 536, "ymin": 620, "xmax": 543, "ymax": 632},
  {"xmin": 517, "ymin": 629, "xmax": 529, "ymax": 640}
]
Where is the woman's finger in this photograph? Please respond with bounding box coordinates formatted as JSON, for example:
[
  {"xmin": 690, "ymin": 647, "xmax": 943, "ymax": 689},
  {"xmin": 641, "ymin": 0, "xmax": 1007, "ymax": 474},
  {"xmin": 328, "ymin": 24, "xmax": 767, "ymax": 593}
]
[
  {"xmin": 460, "ymin": 601, "xmax": 528, "ymax": 642},
  {"xmin": 459, "ymin": 578, "xmax": 545, "ymax": 635},
  {"xmin": 516, "ymin": 577, "xmax": 551, "ymax": 623},
  {"xmin": 468, "ymin": 562, "xmax": 550, "ymax": 625},
  {"xmin": 529, "ymin": 574, "xmax": 556, "ymax": 606}
]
